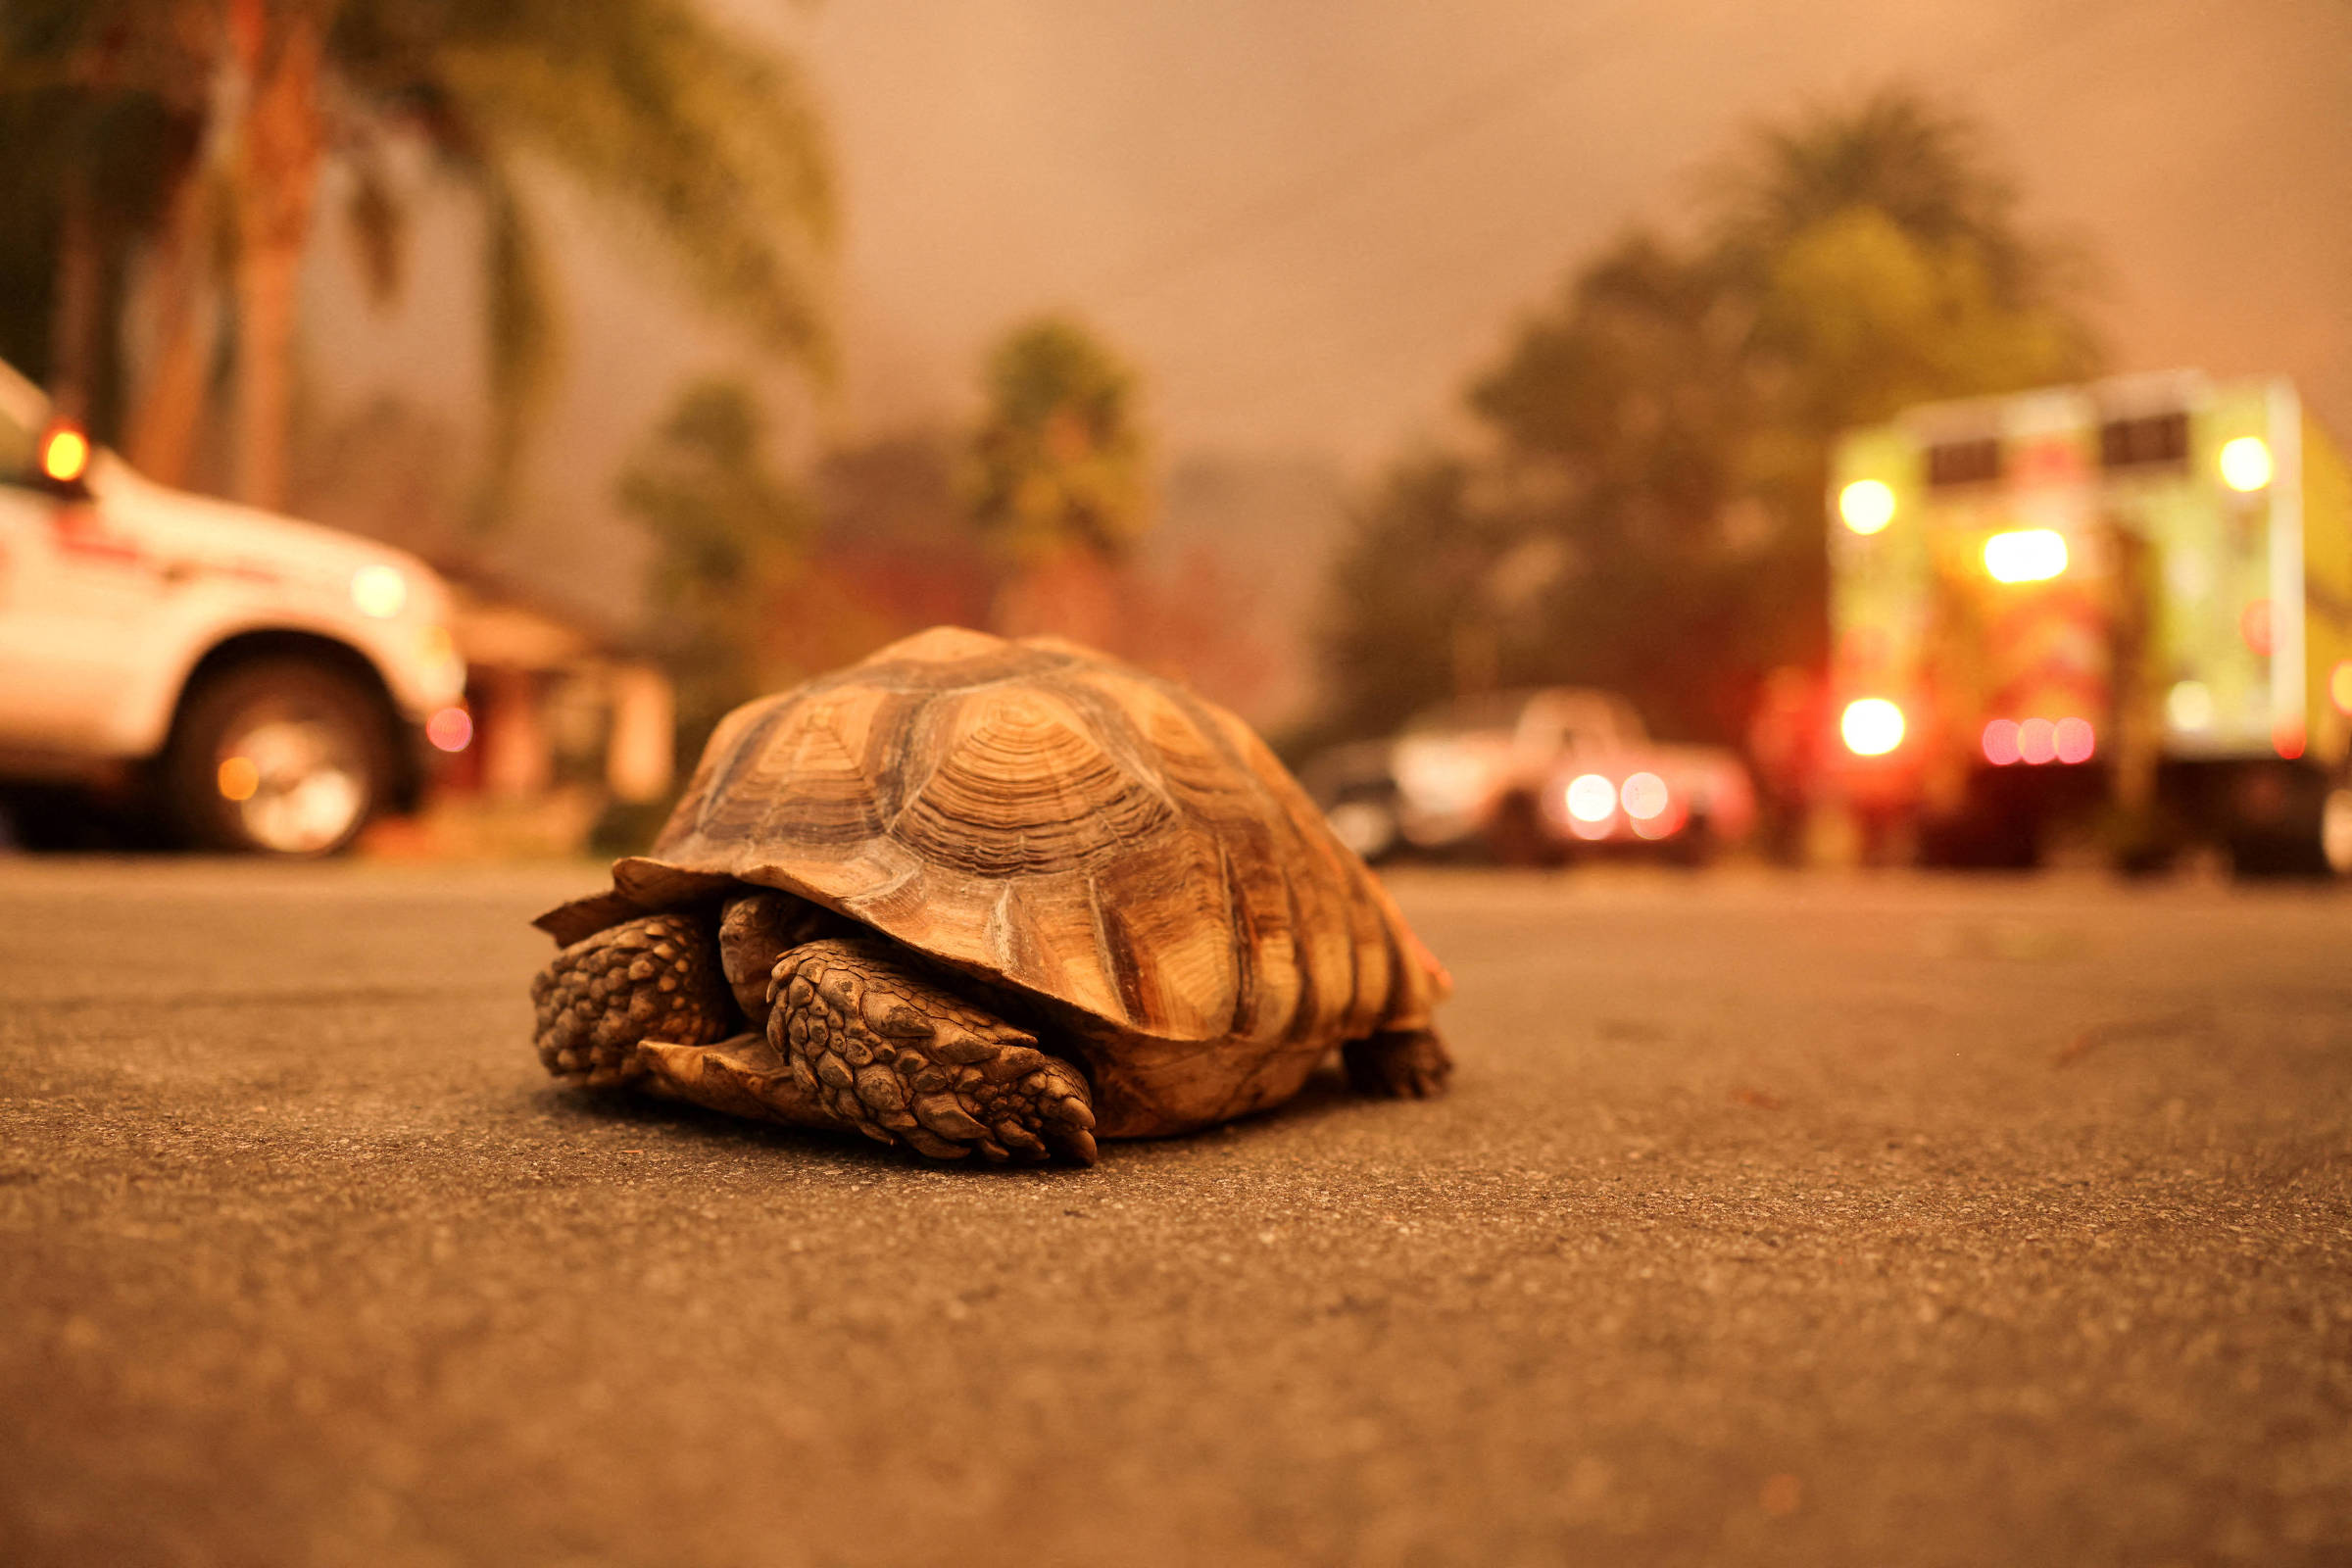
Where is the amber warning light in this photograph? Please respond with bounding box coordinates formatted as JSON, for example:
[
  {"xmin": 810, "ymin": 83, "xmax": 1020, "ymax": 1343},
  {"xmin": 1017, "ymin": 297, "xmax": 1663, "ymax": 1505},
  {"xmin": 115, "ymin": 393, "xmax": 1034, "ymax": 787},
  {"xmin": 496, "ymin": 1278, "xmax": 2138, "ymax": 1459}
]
[{"xmin": 39, "ymin": 421, "xmax": 90, "ymax": 485}]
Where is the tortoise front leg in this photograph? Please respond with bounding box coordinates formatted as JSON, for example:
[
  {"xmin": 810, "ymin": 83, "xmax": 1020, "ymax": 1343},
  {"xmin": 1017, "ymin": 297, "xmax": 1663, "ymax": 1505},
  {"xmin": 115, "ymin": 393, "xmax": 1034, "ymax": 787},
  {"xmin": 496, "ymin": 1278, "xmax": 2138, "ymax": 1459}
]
[
  {"xmin": 530, "ymin": 911, "xmax": 733, "ymax": 1087},
  {"xmin": 769, "ymin": 937, "xmax": 1099, "ymax": 1165}
]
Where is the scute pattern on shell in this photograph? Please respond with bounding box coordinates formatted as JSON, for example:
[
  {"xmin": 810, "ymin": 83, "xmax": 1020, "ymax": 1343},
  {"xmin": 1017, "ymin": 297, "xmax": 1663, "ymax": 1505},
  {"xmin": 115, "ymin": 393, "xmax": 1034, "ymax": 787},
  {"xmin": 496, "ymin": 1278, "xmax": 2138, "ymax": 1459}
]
[{"xmin": 542, "ymin": 627, "xmax": 1448, "ymax": 1137}]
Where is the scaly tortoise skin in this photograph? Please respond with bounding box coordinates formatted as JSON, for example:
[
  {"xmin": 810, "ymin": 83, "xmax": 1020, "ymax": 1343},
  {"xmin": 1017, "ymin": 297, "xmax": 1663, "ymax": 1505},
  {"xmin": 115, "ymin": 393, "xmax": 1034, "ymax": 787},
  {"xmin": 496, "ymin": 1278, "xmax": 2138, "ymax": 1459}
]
[{"xmin": 528, "ymin": 625, "xmax": 1453, "ymax": 1165}]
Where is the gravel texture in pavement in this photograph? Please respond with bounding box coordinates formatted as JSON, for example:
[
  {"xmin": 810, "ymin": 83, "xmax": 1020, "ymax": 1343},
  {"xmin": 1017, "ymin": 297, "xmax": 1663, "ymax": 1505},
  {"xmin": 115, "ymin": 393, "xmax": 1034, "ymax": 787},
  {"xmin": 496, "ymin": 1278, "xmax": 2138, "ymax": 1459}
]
[{"xmin": 2, "ymin": 859, "xmax": 2348, "ymax": 1566}]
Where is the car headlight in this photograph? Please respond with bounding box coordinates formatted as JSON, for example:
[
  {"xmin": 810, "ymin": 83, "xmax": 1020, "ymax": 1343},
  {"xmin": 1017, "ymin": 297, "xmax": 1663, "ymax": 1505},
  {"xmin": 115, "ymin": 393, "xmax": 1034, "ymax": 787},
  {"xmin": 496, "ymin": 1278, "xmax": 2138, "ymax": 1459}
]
[
  {"xmin": 351, "ymin": 564, "xmax": 410, "ymax": 618},
  {"xmin": 1565, "ymin": 774, "xmax": 1618, "ymax": 823}
]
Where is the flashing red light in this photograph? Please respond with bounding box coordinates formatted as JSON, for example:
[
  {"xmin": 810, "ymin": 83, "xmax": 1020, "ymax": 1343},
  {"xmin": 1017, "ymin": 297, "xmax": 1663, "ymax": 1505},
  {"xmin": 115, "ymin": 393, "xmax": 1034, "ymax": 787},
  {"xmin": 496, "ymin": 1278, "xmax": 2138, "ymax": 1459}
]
[
  {"xmin": 425, "ymin": 706, "xmax": 473, "ymax": 753},
  {"xmin": 2274, "ymin": 719, "xmax": 2306, "ymax": 760},
  {"xmin": 1983, "ymin": 719, "xmax": 2021, "ymax": 766},
  {"xmin": 1986, "ymin": 716, "xmax": 2094, "ymax": 765}
]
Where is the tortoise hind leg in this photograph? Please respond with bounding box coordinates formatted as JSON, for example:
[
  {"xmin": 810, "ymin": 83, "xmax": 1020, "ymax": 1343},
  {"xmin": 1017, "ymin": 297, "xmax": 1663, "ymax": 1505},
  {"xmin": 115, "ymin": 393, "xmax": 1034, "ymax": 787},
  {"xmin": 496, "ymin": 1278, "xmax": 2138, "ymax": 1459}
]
[
  {"xmin": 1342, "ymin": 1028, "xmax": 1453, "ymax": 1100},
  {"xmin": 530, "ymin": 911, "xmax": 733, "ymax": 1087},
  {"xmin": 771, "ymin": 937, "xmax": 1099, "ymax": 1165}
]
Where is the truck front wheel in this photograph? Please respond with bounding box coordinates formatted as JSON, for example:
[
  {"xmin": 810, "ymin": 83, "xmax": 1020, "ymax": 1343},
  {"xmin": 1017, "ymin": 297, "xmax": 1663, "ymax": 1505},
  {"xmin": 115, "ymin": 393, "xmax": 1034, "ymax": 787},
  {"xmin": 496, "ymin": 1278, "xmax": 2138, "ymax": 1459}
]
[{"xmin": 161, "ymin": 660, "xmax": 394, "ymax": 857}]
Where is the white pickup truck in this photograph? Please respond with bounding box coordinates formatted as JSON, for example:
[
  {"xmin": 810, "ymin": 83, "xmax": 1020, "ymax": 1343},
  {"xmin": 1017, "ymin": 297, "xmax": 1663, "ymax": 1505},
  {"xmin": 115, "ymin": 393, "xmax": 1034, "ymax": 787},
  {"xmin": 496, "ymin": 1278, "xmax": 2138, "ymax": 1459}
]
[
  {"xmin": 1341, "ymin": 686, "xmax": 1755, "ymax": 865},
  {"xmin": 0, "ymin": 360, "xmax": 466, "ymax": 855}
]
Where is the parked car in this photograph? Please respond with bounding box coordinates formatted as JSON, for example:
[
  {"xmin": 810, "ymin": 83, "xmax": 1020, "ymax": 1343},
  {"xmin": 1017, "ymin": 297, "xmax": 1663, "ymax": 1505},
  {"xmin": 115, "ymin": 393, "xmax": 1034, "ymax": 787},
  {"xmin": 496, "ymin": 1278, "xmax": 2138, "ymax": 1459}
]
[
  {"xmin": 1321, "ymin": 686, "xmax": 1755, "ymax": 865},
  {"xmin": 0, "ymin": 360, "xmax": 466, "ymax": 855}
]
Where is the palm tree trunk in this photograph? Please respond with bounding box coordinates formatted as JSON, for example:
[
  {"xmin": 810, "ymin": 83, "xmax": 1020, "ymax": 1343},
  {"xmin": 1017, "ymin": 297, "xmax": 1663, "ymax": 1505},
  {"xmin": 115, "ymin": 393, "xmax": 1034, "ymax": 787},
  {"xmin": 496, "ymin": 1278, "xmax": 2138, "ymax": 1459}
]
[
  {"xmin": 46, "ymin": 182, "xmax": 101, "ymax": 423},
  {"xmin": 227, "ymin": 4, "xmax": 323, "ymax": 511},
  {"xmin": 123, "ymin": 164, "xmax": 216, "ymax": 484},
  {"xmin": 122, "ymin": 0, "xmax": 231, "ymax": 485}
]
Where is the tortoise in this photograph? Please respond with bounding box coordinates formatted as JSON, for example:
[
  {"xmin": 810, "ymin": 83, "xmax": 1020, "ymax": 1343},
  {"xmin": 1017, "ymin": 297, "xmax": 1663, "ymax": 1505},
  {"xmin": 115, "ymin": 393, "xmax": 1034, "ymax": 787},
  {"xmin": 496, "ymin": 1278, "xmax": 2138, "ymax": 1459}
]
[{"xmin": 528, "ymin": 626, "xmax": 1452, "ymax": 1165}]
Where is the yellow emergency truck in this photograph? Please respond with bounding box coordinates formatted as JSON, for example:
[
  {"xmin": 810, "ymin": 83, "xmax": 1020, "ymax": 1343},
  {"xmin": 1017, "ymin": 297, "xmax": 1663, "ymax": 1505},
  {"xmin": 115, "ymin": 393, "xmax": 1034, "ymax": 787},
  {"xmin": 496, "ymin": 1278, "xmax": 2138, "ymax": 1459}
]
[{"xmin": 1825, "ymin": 371, "xmax": 2352, "ymax": 873}]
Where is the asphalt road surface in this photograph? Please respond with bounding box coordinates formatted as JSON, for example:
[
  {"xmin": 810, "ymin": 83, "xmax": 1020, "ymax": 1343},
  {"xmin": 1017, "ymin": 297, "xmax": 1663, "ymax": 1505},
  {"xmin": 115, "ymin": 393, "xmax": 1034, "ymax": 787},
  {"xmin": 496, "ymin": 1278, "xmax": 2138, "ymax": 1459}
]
[{"xmin": 3, "ymin": 858, "xmax": 2348, "ymax": 1567}]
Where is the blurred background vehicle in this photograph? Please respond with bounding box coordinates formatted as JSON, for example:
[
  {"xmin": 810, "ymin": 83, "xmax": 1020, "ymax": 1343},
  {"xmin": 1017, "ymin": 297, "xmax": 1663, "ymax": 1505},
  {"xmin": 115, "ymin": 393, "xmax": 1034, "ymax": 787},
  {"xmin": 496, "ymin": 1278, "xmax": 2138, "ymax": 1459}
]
[
  {"xmin": 0, "ymin": 359, "xmax": 466, "ymax": 855},
  {"xmin": 1825, "ymin": 371, "xmax": 2352, "ymax": 874},
  {"xmin": 1394, "ymin": 689, "xmax": 1609, "ymax": 855},
  {"xmin": 1307, "ymin": 686, "xmax": 1754, "ymax": 866},
  {"xmin": 1466, "ymin": 689, "xmax": 1754, "ymax": 865}
]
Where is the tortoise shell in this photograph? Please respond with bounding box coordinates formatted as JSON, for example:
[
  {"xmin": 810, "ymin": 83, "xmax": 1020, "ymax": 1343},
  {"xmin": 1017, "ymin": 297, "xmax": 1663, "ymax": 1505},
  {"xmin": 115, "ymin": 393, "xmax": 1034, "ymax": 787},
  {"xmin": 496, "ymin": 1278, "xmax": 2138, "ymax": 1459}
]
[{"xmin": 536, "ymin": 626, "xmax": 1448, "ymax": 1137}]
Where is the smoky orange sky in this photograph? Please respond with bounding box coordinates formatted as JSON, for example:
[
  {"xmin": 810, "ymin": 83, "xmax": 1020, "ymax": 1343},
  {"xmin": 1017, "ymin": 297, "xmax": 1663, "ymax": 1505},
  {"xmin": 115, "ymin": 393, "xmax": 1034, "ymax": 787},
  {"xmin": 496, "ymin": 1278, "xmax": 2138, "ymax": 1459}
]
[
  {"xmin": 792, "ymin": 0, "xmax": 2352, "ymax": 461},
  {"xmin": 306, "ymin": 0, "xmax": 2351, "ymax": 663}
]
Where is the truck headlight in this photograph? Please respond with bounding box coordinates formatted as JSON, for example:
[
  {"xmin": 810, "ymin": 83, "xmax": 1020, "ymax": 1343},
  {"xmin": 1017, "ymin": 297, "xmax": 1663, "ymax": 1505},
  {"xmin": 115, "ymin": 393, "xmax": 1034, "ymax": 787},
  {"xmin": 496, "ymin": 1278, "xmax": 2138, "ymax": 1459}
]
[
  {"xmin": 1565, "ymin": 773, "xmax": 1618, "ymax": 823},
  {"xmin": 1840, "ymin": 699, "xmax": 1905, "ymax": 756},
  {"xmin": 1619, "ymin": 772, "xmax": 1669, "ymax": 820}
]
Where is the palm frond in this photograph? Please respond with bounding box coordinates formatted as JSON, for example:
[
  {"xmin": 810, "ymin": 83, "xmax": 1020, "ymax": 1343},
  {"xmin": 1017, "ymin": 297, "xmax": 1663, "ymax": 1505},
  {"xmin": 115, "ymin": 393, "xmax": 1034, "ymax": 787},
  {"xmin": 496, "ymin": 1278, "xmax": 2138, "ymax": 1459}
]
[{"xmin": 401, "ymin": 0, "xmax": 835, "ymax": 375}]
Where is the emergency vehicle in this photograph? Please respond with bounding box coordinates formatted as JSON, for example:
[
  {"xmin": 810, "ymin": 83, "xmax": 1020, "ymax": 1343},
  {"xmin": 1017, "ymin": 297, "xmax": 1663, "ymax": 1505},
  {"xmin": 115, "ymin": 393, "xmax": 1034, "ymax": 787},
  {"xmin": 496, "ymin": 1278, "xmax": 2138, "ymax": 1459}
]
[{"xmin": 1825, "ymin": 372, "xmax": 2352, "ymax": 872}]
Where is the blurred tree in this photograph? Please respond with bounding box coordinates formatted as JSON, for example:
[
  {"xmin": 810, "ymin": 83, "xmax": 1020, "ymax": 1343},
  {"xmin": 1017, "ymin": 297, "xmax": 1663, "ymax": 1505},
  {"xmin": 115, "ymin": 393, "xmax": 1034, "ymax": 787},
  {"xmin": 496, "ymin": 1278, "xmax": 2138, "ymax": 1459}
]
[
  {"xmin": 0, "ymin": 2, "xmax": 210, "ymax": 439},
  {"xmin": 617, "ymin": 377, "xmax": 810, "ymax": 765},
  {"xmin": 0, "ymin": 0, "xmax": 833, "ymax": 514},
  {"xmin": 966, "ymin": 316, "xmax": 1152, "ymax": 651},
  {"xmin": 1322, "ymin": 87, "xmax": 2100, "ymax": 746},
  {"xmin": 781, "ymin": 431, "xmax": 996, "ymax": 671},
  {"xmin": 1318, "ymin": 455, "xmax": 1513, "ymax": 741},
  {"xmin": 1715, "ymin": 89, "xmax": 2097, "ymax": 512},
  {"xmin": 967, "ymin": 316, "xmax": 1150, "ymax": 566}
]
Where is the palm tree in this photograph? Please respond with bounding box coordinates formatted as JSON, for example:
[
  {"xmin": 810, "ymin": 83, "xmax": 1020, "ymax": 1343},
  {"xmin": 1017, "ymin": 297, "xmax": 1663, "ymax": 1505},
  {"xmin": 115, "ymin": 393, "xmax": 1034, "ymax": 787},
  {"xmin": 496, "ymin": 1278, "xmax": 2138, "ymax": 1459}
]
[
  {"xmin": 1709, "ymin": 86, "xmax": 2097, "ymax": 436},
  {"xmin": 966, "ymin": 316, "xmax": 1149, "ymax": 565},
  {"xmin": 618, "ymin": 375, "xmax": 810, "ymax": 761},
  {"xmin": 964, "ymin": 316, "xmax": 1152, "ymax": 649},
  {"xmin": 3, "ymin": 0, "xmax": 834, "ymax": 514},
  {"xmin": 1711, "ymin": 89, "xmax": 2038, "ymax": 295}
]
